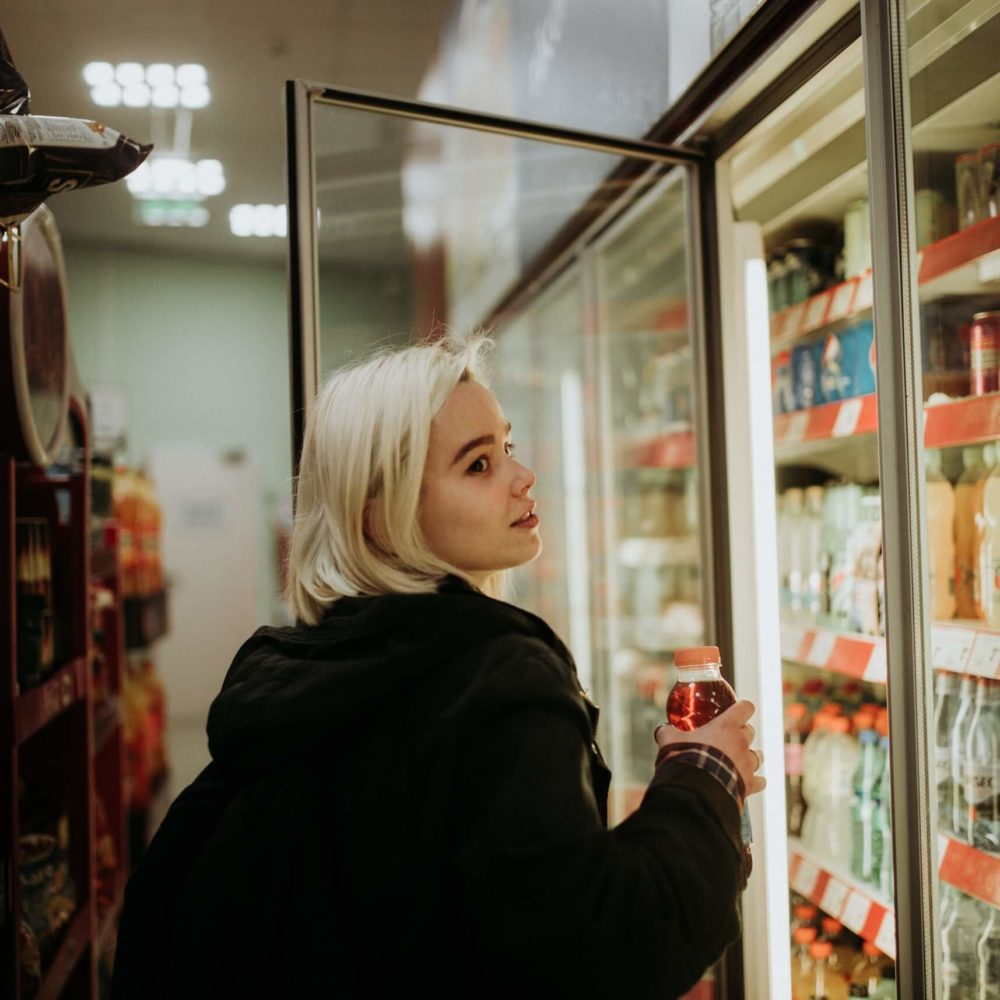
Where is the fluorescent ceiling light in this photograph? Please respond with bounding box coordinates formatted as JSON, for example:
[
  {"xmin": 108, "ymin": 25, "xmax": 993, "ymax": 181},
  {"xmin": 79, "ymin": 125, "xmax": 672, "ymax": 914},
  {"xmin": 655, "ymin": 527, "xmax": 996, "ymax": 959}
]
[
  {"xmin": 115, "ymin": 62, "xmax": 145, "ymax": 86},
  {"xmin": 126, "ymin": 157, "xmax": 227, "ymax": 199},
  {"xmin": 91, "ymin": 82, "xmax": 122, "ymax": 108},
  {"xmin": 229, "ymin": 204, "xmax": 287, "ymax": 238},
  {"xmin": 145, "ymin": 63, "xmax": 175, "ymax": 87},
  {"xmin": 176, "ymin": 63, "xmax": 207, "ymax": 87},
  {"xmin": 83, "ymin": 61, "xmax": 114, "ymax": 86},
  {"xmin": 136, "ymin": 199, "xmax": 209, "ymax": 228},
  {"xmin": 84, "ymin": 61, "xmax": 210, "ymax": 108}
]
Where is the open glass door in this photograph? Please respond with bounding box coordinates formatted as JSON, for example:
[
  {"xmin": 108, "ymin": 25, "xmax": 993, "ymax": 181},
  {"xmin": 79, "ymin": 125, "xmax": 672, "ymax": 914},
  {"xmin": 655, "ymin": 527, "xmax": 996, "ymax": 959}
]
[{"xmin": 285, "ymin": 82, "xmax": 731, "ymax": 998}]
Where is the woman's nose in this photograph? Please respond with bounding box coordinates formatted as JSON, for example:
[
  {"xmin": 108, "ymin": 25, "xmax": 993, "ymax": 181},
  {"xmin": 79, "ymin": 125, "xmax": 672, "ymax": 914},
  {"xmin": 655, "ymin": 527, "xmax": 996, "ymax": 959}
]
[{"xmin": 513, "ymin": 461, "xmax": 536, "ymax": 494}]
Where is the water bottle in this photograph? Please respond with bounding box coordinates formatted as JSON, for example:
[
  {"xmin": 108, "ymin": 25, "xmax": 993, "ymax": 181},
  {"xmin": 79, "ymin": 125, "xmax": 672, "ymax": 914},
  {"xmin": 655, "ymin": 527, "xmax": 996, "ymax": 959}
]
[
  {"xmin": 824, "ymin": 716, "xmax": 859, "ymax": 870},
  {"xmin": 851, "ymin": 727, "xmax": 882, "ymax": 883},
  {"xmin": 964, "ymin": 677, "xmax": 1000, "ymax": 852},
  {"xmin": 977, "ymin": 903, "xmax": 1000, "ymax": 999},
  {"xmin": 942, "ymin": 889, "xmax": 985, "ymax": 999},
  {"xmin": 934, "ymin": 670, "xmax": 960, "ymax": 830},
  {"xmin": 872, "ymin": 733, "xmax": 893, "ymax": 897},
  {"xmin": 951, "ymin": 675, "xmax": 976, "ymax": 839}
]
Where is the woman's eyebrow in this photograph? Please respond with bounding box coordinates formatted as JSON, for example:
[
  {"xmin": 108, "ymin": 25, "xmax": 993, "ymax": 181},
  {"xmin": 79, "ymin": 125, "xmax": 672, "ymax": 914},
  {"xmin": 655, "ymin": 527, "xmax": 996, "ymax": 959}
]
[{"xmin": 450, "ymin": 422, "xmax": 512, "ymax": 466}]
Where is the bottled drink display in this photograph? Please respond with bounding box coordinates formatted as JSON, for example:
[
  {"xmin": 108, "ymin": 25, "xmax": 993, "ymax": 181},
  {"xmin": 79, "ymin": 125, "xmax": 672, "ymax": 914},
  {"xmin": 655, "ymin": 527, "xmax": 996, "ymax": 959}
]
[
  {"xmin": 935, "ymin": 671, "xmax": 960, "ymax": 829},
  {"xmin": 963, "ymin": 677, "xmax": 1000, "ymax": 852},
  {"xmin": 941, "ymin": 888, "xmax": 987, "ymax": 999}
]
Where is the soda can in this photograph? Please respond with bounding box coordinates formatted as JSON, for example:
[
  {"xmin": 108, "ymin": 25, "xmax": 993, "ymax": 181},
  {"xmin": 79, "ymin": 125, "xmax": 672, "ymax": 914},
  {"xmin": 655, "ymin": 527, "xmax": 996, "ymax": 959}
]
[{"xmin": 970, "ymin": 311, "xmax": 1000, "ymax": 396}]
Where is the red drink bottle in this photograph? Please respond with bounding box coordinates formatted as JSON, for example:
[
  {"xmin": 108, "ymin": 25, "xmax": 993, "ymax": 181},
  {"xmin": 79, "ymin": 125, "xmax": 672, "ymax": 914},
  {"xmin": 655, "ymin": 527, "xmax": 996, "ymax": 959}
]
[{"xmin": 667, "ymin": 645, "xmax": 736, "ymax": 730}]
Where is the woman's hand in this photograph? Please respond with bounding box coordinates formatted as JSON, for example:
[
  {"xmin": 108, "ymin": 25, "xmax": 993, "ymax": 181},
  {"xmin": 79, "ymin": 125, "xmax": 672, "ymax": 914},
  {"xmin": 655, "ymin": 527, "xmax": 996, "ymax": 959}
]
[{"xmin": 654, "ymin": 700, "xmax": 766, "ymax": 799}]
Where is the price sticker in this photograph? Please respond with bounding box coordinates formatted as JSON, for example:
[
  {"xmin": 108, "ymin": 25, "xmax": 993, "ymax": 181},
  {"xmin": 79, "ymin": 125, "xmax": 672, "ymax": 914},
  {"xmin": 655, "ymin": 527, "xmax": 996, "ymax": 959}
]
[
  {"xmin": 807, "ymin": 629, "xmax": 837, "ymax": 668},
  {"xmin": 821, "ymin": 877, "xmax": 849, "ymax": 917},
  {"xmin": 864, "ymin": 642, "xmax": 888, "ymax": 683},
  {"xmin": 828, "ymin": 280, "xmax": 856, "ymax": 320},
  {"xmin": 833, "ymin": 397, "xmax": 864, "ymax": 437},
  {"xmin": 875, "ymin": 912, "xmax": 896, "ymax": 958},
  {"xmin": 781, "ymin": 623, "xmax": 806, "ymax": 661},
  {"xmin": 931, "ymin": 626, "xmax": 973, "ymax": 672},
  {"xmin": 792, "ymin": 858, "xmax": 820, "ymax": 898},
  {"xmin": 854, "ymin": 271, "xmax": 874, "ymax": 310},
  {"xmin": 841, "ymin": 891, "xmax": 871, "ymax": 934},
  {"xmin": 805, "ymin": 292, "xmax": 830, "ymax": 330},
  {"xmin": 785, "ymin": 411, "xmax": 810, "ymax": 443},
  {"xmin": 967, "ymin": 631, "xmax": 1000, "ymax": 679}
]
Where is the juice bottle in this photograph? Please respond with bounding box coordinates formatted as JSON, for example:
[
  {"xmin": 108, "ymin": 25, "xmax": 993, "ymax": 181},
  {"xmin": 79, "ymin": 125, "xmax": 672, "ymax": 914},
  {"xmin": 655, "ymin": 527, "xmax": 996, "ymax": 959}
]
[
  {"xmin": 925, "ymin": 448, "xmax": 956, "ymax": 620},
  {"xmin": 666, "ymin": 645, "xmax": 736, "ymax": 729},
  {"xmin": 954, "ymin": 446, "xmax": 990, "ymax": 620}
]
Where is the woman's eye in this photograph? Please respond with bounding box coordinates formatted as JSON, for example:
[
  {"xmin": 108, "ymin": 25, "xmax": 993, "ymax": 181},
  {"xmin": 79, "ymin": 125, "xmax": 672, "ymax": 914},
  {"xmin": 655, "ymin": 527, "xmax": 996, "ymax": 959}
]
[{"xmin": 468, "ymin": 456, "xmax": 490, "ymax": 474}]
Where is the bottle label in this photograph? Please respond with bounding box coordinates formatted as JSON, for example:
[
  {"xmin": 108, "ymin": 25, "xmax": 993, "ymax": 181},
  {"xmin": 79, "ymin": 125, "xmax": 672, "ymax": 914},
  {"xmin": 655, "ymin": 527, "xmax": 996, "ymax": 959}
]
[
  {"xmin": 936, "ymin": 746, "xmax": 951, "ymax": 786},
  {"xmin": 965, "ymin": 763, "xmax": 999, "ymax": 805}
]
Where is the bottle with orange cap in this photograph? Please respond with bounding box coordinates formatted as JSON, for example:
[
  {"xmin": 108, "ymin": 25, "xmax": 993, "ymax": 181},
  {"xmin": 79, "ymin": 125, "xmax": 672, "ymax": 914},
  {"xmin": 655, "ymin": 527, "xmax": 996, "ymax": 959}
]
[
  {"xmin": 791, "ymin": 925, "xmax": 819, "ymax": 1000},
  {"xmin": 667, "ymin": 645, "xmax": 753, "ymax": 860}
]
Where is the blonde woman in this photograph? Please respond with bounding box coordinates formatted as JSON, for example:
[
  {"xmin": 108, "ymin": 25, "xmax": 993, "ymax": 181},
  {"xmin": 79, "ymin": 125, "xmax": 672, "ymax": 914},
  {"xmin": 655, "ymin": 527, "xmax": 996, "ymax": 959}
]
[{"xmin": 113, "ymin": 335, "xmax": 764, "ymax": 1000}]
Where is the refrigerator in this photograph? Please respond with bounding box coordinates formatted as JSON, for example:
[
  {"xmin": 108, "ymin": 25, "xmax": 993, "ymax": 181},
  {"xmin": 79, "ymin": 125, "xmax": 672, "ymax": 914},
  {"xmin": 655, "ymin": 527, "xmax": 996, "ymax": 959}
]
[{"xmin": 286, "ymin": 1, "xmax": 1000, "ymax": 995}]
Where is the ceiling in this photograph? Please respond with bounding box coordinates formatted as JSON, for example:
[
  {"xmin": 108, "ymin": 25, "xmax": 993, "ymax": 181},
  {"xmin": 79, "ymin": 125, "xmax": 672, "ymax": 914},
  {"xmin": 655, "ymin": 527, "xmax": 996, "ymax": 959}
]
[{"xmin": 3, "ymin": 0, "xmax": 454, "ymax": 262}]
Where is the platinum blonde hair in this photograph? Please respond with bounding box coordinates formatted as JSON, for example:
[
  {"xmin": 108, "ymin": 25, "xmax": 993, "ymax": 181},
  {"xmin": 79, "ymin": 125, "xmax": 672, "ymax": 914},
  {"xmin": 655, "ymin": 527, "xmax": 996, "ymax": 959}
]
[{"xmin": 287, "ymin": 334, "xmax": 502, "ymax": 624}]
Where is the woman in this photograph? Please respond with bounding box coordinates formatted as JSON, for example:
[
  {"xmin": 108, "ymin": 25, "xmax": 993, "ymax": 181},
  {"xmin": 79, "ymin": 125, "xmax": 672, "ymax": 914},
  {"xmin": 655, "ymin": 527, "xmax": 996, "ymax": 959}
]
[{"xmin": 112, "ymin": 335, "xmax": 764, "ymax": 999}]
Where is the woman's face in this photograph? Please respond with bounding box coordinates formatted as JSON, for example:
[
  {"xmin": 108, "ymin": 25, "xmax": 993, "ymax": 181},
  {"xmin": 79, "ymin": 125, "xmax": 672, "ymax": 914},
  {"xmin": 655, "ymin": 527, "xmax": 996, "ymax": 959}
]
[{"xmin": 419, "ymin": 380, "xmax": 541, "ymax": 586}]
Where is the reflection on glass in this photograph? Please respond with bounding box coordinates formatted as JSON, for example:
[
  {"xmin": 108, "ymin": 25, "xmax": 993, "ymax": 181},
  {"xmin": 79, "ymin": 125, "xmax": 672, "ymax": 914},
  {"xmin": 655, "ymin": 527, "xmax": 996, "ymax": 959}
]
[
  {"xmin": 592, "ymin": 174, "xmax": 703, "ymax": 819},
  {"xmin": 310, "ymin": 100, "xmax": 649, "ymax": 376},
  {"xmin": 906, "ymin": 1, "xmax": 1000, "ymax": 994}
]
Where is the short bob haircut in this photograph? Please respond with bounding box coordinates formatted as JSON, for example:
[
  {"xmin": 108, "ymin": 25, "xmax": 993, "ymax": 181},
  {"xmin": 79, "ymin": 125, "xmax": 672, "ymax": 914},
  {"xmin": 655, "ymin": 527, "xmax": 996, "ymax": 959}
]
[{"xmin": 286, "ymin": 334, "xmax": 502, "ymax": 625}]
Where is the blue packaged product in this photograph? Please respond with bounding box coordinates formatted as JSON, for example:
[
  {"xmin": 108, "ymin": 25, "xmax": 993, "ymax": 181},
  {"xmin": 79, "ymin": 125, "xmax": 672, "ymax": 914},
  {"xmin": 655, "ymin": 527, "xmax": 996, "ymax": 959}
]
[
  {"xmin": 772, "ymin": 350, "xmax": 794, "ymax": 414},
  {"xmin": 820, "ymin": 330, "xmax": 850, "ymax": 401},
  {"xmin": 851, "ymin": 319, "xmax": 877, "ymax": 395},
  {"xmin": 792, "ymin": 341, "xmax": 825, "ymax": 410}
]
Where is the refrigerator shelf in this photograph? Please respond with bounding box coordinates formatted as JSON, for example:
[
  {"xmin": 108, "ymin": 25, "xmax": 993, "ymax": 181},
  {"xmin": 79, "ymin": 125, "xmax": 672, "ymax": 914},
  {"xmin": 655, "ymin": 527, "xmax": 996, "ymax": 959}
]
[
  {"xmin": 781, "ymin": 620, "xmax": 1000, "ymax": 682},
  {"xmin": 619, "ymin": 426, "xmax": 696, "ymax": 469},
  {"xmin": 780, "ymin": 621, "xmax": 887, "ymax": 682},
  {"xmin": 788, "ymin": 838, "xmax": 896, "ymax": 958},
  {"xmin": 938, "ymin": 834, "xmax": 1000, "ymax": 911},
  {"xmin": 770, "ymin": 214, "xmax": 1000, "ymax": 351}
]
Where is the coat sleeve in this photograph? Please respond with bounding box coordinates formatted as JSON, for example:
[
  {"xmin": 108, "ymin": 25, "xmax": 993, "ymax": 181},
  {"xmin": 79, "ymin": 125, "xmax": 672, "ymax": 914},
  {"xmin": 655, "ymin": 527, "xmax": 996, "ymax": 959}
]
[{"xmin": 451, "ymin": 636, "xmax": 745, "ymax": 1000}]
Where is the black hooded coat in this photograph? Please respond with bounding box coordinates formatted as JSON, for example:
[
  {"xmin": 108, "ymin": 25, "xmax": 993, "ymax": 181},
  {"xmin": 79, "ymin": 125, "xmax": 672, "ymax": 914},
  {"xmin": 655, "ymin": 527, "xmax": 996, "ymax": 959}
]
[{"xmin": 111, "ymin": 579, "xmax": 745, "ymax": 999}]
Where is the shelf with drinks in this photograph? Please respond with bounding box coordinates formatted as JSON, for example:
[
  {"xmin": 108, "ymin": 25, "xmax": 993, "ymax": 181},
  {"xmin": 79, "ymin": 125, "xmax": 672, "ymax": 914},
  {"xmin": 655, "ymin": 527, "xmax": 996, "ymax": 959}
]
[{"xmin": 788, "ymin": 838, "xmax": 897, "ymax": 958}]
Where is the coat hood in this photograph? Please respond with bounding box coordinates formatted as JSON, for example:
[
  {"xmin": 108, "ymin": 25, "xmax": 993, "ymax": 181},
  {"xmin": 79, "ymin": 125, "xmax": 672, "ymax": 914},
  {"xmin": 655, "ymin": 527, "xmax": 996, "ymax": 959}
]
[{"xmin": 206, "ymin": 577, "xmax": 572, "ymax": 774}]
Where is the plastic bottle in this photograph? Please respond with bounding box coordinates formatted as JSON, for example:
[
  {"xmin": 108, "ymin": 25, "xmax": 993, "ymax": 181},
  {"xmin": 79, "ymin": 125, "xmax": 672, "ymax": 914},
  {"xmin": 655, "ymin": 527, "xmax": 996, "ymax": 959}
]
[
  {"xmin": 951, "ymin": 675, "xmax": 977, "ymax": 840},
  {"xmin": 934, "ymin": 670, "xmax": 960, "ymax": 831},
  {"xmin": 809, "ymin": 939, "xmax": 847, "ymax": 1000},
  {"xmin": 976, "ymin": 902, "xmax": 1000, "ymax": 998},
  {"xmin": 983, "ymin": 446, "xmax": 1000, "ymax": 628},
  {"xmin": 926, "ymin": 448, "xmax": 957, "ymax": 620},
  {"xmin": 871, "ymin": 728, "xmax": 893, "ymax": 897},
  {"xmin": 849, "ymin": 942, "xmax": 885, "ymax": 997},
  {"xmin": 801, "ymin": 713, "xmax": 830, "ymax": 852},
  {"xmin": 963, "ymin": 677, "xmax": 1000, "ymax": 852},
  {"xmin": 805, "ymin": 485, "xmax": 826, "ymax": 618},
  {"xmin": 851, "ymin": 726, "xmax": 883, "ymax": 883},
  {"xmin": 849, "ymin": 489, "xmax": 883, "ymax": 636},
  {"xmin": 818, "ymin": 716, "xmax": 860, "ymax": 869},
  {"xmin": 786, "ymin": 487, "xmax": 807, "ymax": 613},
  {"xmin": 941, "ymin": 889, "xmax": 985, "ymax": 999},
  {"xmin": 955, "ymin": 446, "xmax": 990, "ymax": 620},
  {"xmin": 819, "ymin": 916, "xmax": 853, "ymax": 980},
  {"xmin": 786, "ymin": 701, "xmax": 810, "ymax": 837},
  {"xmin": 792, "ymin": 925, "xmax": 819, "ymax": 1000}
]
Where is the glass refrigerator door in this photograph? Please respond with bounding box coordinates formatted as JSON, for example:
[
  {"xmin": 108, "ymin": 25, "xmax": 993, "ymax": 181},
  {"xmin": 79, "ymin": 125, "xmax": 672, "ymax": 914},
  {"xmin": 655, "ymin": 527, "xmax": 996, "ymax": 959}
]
[
  {"xmin": 902, "ymin": 2, "xmax": 1000, "ymax": 995},
  {"xmin": 719, "ymin": 31, "xmax": 899, "ymax": 1000},
  {"xmin": 590, "ymin": 174, "xmax": 709, "ymax": 822}
]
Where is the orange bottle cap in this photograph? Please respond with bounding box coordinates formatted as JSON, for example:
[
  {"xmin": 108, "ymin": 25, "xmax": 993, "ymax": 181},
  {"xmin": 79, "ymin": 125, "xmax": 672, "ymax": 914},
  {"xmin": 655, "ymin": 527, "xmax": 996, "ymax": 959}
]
[
  {"xmin": 809, "ymin": 941, "xmax": 833, "ymax": 958},
  {"xmin": 862, "ymin": 942, "xmax": 881, "ymax": 957},
  {"xmin": 674, "ymin": 645, "xmax": 722, "ymax": 667},
  {"xmin": 821, "ymin": 917, "xmax": 842, "ymax": 935},
  {"xmin": 793, "ymin": 926, "xmax": 818, "ymax": 943}
]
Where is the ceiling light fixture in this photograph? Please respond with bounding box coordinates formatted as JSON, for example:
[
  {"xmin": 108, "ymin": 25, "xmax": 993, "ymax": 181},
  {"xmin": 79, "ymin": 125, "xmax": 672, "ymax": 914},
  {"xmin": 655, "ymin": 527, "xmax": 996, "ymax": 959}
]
[
  {"xmin": 126, "ymin": 157, "xmax": 226, "ymax": 199},
  {"xmin": 82, "ymin": 61, "xmax": 211, "ymax": 109},
  {"xmin": 229, "ymin": 204, "xmax": 287, "ymax": 238}
]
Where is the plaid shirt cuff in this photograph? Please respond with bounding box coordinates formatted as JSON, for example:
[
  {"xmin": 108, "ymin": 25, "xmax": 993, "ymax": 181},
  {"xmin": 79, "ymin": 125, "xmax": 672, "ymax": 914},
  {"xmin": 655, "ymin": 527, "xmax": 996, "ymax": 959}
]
[{"xmin": 655, "ymin": 741, "xmax": 745, "ymax": 805}]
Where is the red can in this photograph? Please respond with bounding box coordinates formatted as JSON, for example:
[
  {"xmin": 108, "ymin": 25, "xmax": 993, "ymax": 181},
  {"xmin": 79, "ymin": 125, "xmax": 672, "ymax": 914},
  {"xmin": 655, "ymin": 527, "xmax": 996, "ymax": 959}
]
[{"xmin": 971, "ymin": 312, "xmax": 1000, "ymax": 396}]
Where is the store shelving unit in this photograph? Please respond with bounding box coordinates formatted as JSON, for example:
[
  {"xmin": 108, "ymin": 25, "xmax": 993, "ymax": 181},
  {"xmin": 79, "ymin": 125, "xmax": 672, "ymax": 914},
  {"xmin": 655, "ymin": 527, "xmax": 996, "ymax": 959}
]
[{"xmin": 2, "ymin": 400, "xmax": 130, "ymax": 999}]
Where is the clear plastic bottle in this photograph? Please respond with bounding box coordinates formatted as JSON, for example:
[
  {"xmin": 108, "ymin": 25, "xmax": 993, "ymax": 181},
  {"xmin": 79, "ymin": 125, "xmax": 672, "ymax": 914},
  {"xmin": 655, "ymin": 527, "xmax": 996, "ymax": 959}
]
[
  {"xmin": 935, "ymin": 670, "xmax": 960, "ymax": 831},
  {"xmin": 872, "ymin": 730, "xmax": 893, "ymax": 898},
  {"xmin": 805, "ymin": 485, "xmax": 826, "ymax": 619},
  {"xmin": 941, "ymin": 889, "xmax": 985, "ymax": 999},
  {"xmin": 849, "ymin": 942, "xmax": 885, "ymax": 997},
  {"xmin": 801, "ymin": 713, "xmax": 830, "ymax": 852},
  {"xmin": 976, "ymin": 902, "xmax": 1000, "ymax": 999},
  {"xmin": 820, "ymin": 716, "xmax": 860, "ymax": 869},
  {"xmin": 926, "ymin": 448, "xmax": 957, "ymax": 620},
  {"xmin": 786, "ymin": 487, "xmax": 807, "ymax": 613},
  {"xmin": 951, "ymin": 675, "xmax": 977, "ymax": 839},
  {"xmin": 851, "ymin": 727, "xmax": 883, "ymax": 883},
  {"xmin": 963, "ymin": 677, "xmax": 1000, "ymax": 852}
]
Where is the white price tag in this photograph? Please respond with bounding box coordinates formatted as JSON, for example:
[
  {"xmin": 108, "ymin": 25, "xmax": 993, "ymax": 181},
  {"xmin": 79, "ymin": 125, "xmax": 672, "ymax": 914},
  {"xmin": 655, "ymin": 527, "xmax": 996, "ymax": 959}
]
[
  {"xmin": 792, "ymin": 858, "xmax": 820, "ymax": 898},
  {"xmin": 854, "ymin": 272, "xmax": 874, "ymax": 310},
  {"xmin": 864, "ymin": 642, "xmax": 888, "ymax": 683},
  {"xmin": 807, "ymin": 629, "xmax": 837, "ymax": 668},
  {"xmin": 785, "ymin": 302, "xmax": 807, "ymax": 334},
  {"xmin": 805, "ymin": 293, "xmax": 830, "ymax": 330},
  {"xmin": 821, "ymin": 877, "xmax": 849, "ymax": 917},
  {"xmin": 931, "ymin": 626, "xmax": 974, "ymax": 672},
  {"xmin": 967, "ymin": 631, "xmax": 1000, "ymax": 679},
  {"xmin": 785, "ymin": 411, "xmax": 810, "ymax": 443},
  {"xmin": 833, "ymin": 397, "xmax": 864, "ymax": 437},
  {"xmin": 828, "ymin": 281, "xmax": 856, "ymax": 320},
  {"xmin": 781, "ymin": 623, "xmax": 806, "ymax": 661},
  {"xmin": 875, "ymin": 912, "xmax": 896, "ymax": 958},
  {"xmin": 841, "ymin": 891, "xmax": 871, "ymax": 934}
]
